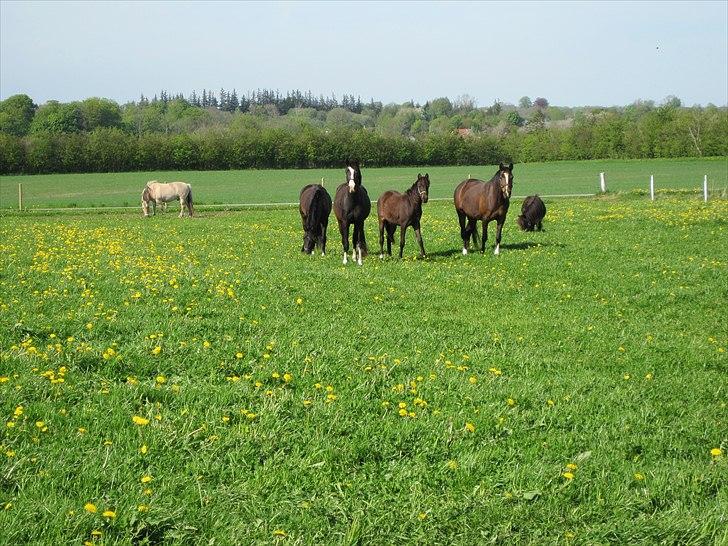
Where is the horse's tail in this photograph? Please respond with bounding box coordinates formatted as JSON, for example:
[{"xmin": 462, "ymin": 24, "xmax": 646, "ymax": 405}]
[
  {"xmin": 471, "ymin": 222, "xmax": 480, "ymax": 246},
  {"xmin": 305, "ymin": 186, "xmax": 326, "ymax": 234},
  {"xmin": 186, "ymin": 186, "xmax": 194, "ymax": 217}
]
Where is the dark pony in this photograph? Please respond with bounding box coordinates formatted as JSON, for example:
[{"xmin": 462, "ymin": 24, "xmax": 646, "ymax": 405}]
[
  {"xmin": 333, "ymin": 160, "xmax": 371, "ymax": 265},
  {"xmin": 299, "ymin": 183, "xmax": 332, "ymax": 255},
  {"xmin": 517, "ymin": 195, "xmax": 546, "ymax": 231},
  {"xmin": 376, "ymin": 173, "xmax": 430, "ymax": 258},
  {"xmin": 453, "ymin": 163, "xmax": 514, "ymax": 255}
]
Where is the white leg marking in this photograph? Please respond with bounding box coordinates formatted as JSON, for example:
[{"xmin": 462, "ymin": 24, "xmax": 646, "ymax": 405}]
[
  {"xmin": 379, "ymin": 253, "xmax": 384, "ymax": 259},
  {"xmin": 462, "ymin": 248, "xmax": 468, "ymax": 255},
  {"xmin": 494, "ymin": 244, "xmax": 500, "ymax": 255},
  {"xmin": 357, "ymin": 246, "xmax": 363, "ymax": 266},
  {"xmin": 343, "ymin": 252, "xmax": 348, "ymax": 265}
]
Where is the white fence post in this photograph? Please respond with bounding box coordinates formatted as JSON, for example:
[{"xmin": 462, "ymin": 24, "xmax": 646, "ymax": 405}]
[
  {"xmin": 321, "ymin": 177, "xmax": 325, "ymax": 187},
  {"xmin": 599, "ymin": 172, "xmax": 607, "ymax": 192},
  {"xmin": 18, "ymin": 183, "xmax": 23, "ymax": 211},
  {"xmin": 650, "ymin": 175, "xmax": 654, "ymax": 201},
  {"xmin": 703, "ymin": 175, "xmax": 708, "ymax": 202}
]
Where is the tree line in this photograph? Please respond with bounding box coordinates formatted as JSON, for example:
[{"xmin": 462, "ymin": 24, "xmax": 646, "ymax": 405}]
[{"xmin": 0, "ymin": 91, "xmax": 725, "ymax": 175}]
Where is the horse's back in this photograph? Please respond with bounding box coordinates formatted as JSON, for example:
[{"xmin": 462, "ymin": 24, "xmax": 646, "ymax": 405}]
[{"xmin": 454, "ymin": 179, "xmax": 486, "ymax": 215}]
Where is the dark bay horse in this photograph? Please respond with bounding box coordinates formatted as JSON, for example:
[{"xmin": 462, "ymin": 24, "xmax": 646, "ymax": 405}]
[
  {"xmin": 299, "ymin": 183, "xmax": 332, "ymax": 255},
  {"xmin": 517, "ymin": 195, "xmax": 546, "ymax": 231},
  {"xmin": 377, "ymin": 173, "xmax": 430, "ymax": 258},
  {"xmin": 333, "ymin": 160, "xmax": 371, "ymax": 265},
  {"xmin": 453, "ymin": 163, "xmax": 514, "ymax": 255}
]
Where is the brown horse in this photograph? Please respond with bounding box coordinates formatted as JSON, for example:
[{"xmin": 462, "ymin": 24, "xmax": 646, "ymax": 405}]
[
  {"xmin": 333, "ymin": 160, "xmax": 371, "ymax": 265},
  {"xmin": 377, "ymin": 173, "xmax": 430, "ymax": 258},
  {"xmin": 299, "ymin": 184, "xmax": 332, "ymax": 255},
  {"xmin": 453, "ymin": 163, "xmax": 514, "ymax": 255}
]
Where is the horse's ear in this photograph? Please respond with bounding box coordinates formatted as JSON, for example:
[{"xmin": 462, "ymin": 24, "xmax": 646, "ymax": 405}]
[
  {"xmin": 508, "ymin": 163, "xmax": 513, "ymax": 170},
  {"xmin": 417, "ymin": 173, "xmax": 421, "ymax": 178}
]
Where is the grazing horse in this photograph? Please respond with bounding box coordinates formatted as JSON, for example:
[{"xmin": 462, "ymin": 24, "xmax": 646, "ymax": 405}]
[
  {"xmin": 142, "ymin": 181, "xmax": 194, "ymax": 218},
  {"xmin": 299, "ymin": 183, "xmax": 332, "ymax": 255},
  {"xmin": 517, "ymin": 195, "xmax": 546, "ymax": 231},
  {"xmin": 377, "ymin": 173, "xmax": 430, "ymax": 258},
  {"xmin": 453, "ymin": 163, "xmax": 513, "ymax": 255},
  {"xmin": 333, "ymin": 160, "xmax": 371, "ymax": 265}
]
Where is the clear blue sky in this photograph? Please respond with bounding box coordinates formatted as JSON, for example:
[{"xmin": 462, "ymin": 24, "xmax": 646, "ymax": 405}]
[{"xmin": 1, "ymin": 0, "xmax": 726, "ymax": 107}]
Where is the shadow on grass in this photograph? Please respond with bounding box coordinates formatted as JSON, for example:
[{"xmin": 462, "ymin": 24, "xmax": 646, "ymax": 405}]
[{"xmin": 426, "ymin": 241, "xmax": 565, "ymax": 257}]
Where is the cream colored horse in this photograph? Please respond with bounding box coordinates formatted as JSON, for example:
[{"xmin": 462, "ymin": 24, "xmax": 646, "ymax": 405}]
[{"xmin": 141, "ymin": 181, "xmax": 194, "ymax": 217}]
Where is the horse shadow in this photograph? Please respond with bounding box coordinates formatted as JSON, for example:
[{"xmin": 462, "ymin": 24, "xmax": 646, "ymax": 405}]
[{"xmin": 501, "ymin": 241, "xmax": 566, "ymax": 250}]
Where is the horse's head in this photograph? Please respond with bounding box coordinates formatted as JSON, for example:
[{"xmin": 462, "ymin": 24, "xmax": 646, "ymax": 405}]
[
  {"xmin": 345, "ymin": 159, "xmax": 362, "ymax": 193},
  {"xmin": 416, "ymin": 173, "xmax": 430, "ymax": 203},
  {"xmin": 498, "ymin": 163, "xmax": 514, "ymax": 199},
  {"xmin": 516, "ymin": 214, "xmax": 531, "ymax": 231}
]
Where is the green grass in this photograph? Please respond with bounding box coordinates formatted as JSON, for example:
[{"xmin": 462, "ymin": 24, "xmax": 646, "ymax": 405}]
[
  {"xmin": 1, "ymin": 157, "xmax": 726, "ymax": 209},
  {"xmin": 0, "ymin": 194, "xmax": 726, "ymax": 544}
]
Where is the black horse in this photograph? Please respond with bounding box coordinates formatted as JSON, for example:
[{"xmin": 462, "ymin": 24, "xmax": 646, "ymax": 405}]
[
  {"xmin": 299, "ymin": 183, "xmax": 332, "ymax": 255},
  {"xmin": 517, "ymin": 195, "xmax": 546, "ymax": 231},
  {"xmin": 376, "ymin": 173, "xmax": 430, "ymax": 258},
  {"xmin": 333, "ymin": 160, "xmax": 371, "ymax": 265},
  {"xmin": 453, "ymin": 163, "xmax": 514, "ymax": 255}
]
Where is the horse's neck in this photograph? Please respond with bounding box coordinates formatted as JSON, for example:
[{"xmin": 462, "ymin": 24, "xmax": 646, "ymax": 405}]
[{"xmin": 405, "ymin": 184, "xmax": 421, "ymax": 205}]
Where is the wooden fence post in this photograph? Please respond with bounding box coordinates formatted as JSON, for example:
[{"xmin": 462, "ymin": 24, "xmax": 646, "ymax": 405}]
[
  {"xmin": 703, "ymin": 175, "xmax": 708, "ymax": 202},
  {"xmin": 599, "ymin": 172, "xmax": 607, "ymax": 192},
  {"xmin": 650, "ymin": 175, "xmax": 654, "ymax": 201},
  {"xmin": 18, "ymin": 183, "xmax": 23, "ymax": 211}
]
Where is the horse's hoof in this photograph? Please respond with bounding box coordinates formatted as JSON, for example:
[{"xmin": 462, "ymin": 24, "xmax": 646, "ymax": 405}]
[
  {"xmin": 379, "ymin": 254, "xmax": 384, "ymax": 259},
  {"xmin": 462, "ymin": 248, "xmax": 468, "ymax": 255},
  {"xmin": 357, "ymin": 259, "xmax": 363, "ymax": 266}
]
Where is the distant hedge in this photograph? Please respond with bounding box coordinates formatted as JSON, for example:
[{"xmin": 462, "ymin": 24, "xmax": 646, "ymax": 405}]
[{"xmin": 1, "ymin": 116, "xmax": 726, "ymax": 175}]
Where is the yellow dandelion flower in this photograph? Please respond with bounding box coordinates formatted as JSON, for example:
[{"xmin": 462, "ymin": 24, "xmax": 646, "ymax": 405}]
[
  {"xmin": 102, "ymin": 510, "xmax": 116, "ymax": 518},
  {"xmin": 6, "ymin": 422, "xmax": 15, "ymax": 428},
  {"xmin": 138, "ymin": 504, "xmax": 149, "ymax": 512},
  {"xmin": 140, "ymin": 444, "xmax": 148, "ymax": 455},
  {"xmin": 465, "ymin": 422, "xmax": 476, "ymax": 433},
  {"xmin": 446, "ymin": 460, "xmax": 458, "ymax": 470},
  {"xmin": 141, "ymin": 475, "xmax": 153, "ymax": 483},
  {"xmin": 398, "ymin": 402, "xmax": 407, "ymax": 409},
  {"xmin": 132, "ymin": 415, "xmax": 149, "ymax": 426},
  {"xmin": 296, "ymin": 298, "xmax": 303, "ymax": 305},
  {"xmin": 155, "ymin": 375, "xmax": 166, "ymax": 384},
  {"xmin": 634, "ymin": 473, "xmax": 645, "ymax": 481},
  {"xmin": 710, "ymin": 448, "xmax": 722, "ymax": 457},
  {"xmin": 283, "ymin": 373, "xmax": 292, "ymax": 383},
  {"xmin": 562, "ymin": 472, "xmax": 574, "ymax": 480},
  {"xmin": 151, "ymin": 346, "xmax": 161, "ymax": 356},
  {"xmin": 84, "ymin": 502, "xmax": 98, "ymax": 513},
  {"xmin": 35, "ymin": 421, "xmax": 45, "ymax": 428},
  {"xmin": 645, "ymin": 373, "xmax": 654, "ymax": 380},
  {"xmin": 398, "ymin": 408, "xmax": 408, "ymax": 417},
  {"xmin": 468, "ymin": 376, "xmax": 477, "ymax": 384},
  {"xmin": 418, "ymin": 512, "xmax": 427, "ymax": 520},
  {"xmin": 507, "ymin": 398, "xmax": 516, "ymax": 407},
  {"xmin": 235, "ymin": 352, "xmax": 243, "ymax": 359},
  {"xmin": 273, "ymin": 529, "xmax": 287, "ymax": 537},
  {"xmin": 566, "ymin": 463, "xmax": 578, "ymax": 470},
  {"xmin": 6, "ymin": 450, "xmax": 15, "ymax": 457},
  {"xmin": 203, "ymin": 341, "xmax": 211, "ymax": 348}
]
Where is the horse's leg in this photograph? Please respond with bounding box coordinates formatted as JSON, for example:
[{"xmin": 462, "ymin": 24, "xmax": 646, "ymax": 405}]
[
  {"xmin": 482, "ymin": 220, "xmax": 489, "ymax": 253},
  {"xmin": 414, "ymin": 223, "xmax": 426, "ymax": 258},
  {"xmin": 179, "ymin": 197, "xmax": 185, "ymax": 218},
  {"xmin": 457, "ymin": 210, "xmax": 468, "ymax": 254},
  {"xmin": 398, "ymin": 225, "xmax": 407, "ymax": 258},
  {"xmin": 378, "ymin": 218, "xmax": 385, "ymax": 259},
  {"xmin": 465, "ymin": 218, "xmax": 477, "ymax": 254},
  {"xmin": 386, "ymin": 223, "xmax": 395, "ymax": 256},
  {"xmin": 494, "ymin": 219, "xmax": 504, "ymax": 255},
  {"xmin": 338, "ymin": 220, "xmax": 350, "ymax": 264},
  {"xmin": 355, "ymin": 222, "xmax": 363, "ymax": 266},
  {"xmin": 537, "ymin": 220, "xmax": 543, "ymax": 232},
  {"xmin": 320, "ymin": 219, "xmax": 328, "ymax": 257}
]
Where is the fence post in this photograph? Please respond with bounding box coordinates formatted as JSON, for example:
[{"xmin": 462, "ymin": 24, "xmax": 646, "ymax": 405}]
[
  {"xmin": 650, "ymin": 175, "xmax": 654, "ymax": 201},
  {"xmin": 703, "ymin": 175, "xmax": 708, "ymax": 202},
  {"xmin": 18, "ymin": 183, "xmax": 23, "ymax": 211},
  {"xmin": 321, "ymin": 177, "xmax": 325, "ymax": 187},
  {"xmin": 599, "ymin": 172, "xmax": 607, "ymax": 192}
]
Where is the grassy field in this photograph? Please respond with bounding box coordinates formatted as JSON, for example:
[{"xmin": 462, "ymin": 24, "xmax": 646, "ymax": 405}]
[
  {"xmin": 1, "ymin": 157, "xmax": 726, "ymax": 210},
  {"xmin": 0, "ymin": 191, "xmax": 726, "ymax": 544}
]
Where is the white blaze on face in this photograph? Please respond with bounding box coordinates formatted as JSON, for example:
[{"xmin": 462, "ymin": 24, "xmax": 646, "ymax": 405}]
[
  {"xmin": 347, "ymin": 167, "xmax": 356, "ymax": 192},
  {"xmin": 503, "ymin": 172, "xmax": 511, "ymax": 197}
]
